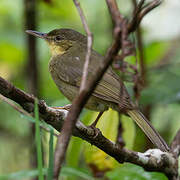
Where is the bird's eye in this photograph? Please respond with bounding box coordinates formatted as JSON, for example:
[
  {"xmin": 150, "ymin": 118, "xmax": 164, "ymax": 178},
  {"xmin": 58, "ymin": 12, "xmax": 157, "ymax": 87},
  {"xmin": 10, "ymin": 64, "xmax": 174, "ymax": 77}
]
[{"xmin": 55, "ymin": 35, "xmax": 62, "ymax": 41}]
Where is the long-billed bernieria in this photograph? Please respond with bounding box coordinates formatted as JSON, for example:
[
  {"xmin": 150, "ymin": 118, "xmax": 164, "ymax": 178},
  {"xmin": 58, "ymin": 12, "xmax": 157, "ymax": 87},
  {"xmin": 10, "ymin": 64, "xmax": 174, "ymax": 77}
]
[{"xmin": 26, "ymin": 28, "xmax": 169, "ymax": 152}]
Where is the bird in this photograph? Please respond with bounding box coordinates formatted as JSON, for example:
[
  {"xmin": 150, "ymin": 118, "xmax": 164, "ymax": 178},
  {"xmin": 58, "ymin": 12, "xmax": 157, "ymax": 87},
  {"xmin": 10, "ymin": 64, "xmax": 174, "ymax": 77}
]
[{"xmin": 26, "ymin": 28, "xmax": 169, "ymax": 152}]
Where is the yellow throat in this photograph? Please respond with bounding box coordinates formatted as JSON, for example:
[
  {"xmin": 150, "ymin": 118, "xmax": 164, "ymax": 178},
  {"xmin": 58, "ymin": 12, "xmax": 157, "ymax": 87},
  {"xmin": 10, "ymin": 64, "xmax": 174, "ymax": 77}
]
[
  {"xmin": 48, "ymin": 40, "xmax": 73, "ymax": 56},
  {"xmin": 48, "ymin": 42, "xmax": 66, "ymax": 56}
]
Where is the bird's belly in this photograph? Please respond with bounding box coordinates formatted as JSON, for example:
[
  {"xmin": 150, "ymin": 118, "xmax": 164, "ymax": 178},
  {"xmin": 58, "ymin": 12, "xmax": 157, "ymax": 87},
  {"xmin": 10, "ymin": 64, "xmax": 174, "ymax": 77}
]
[{"xmin": 52, "ymin": 77, "xmax": 109, "ymax": 112}]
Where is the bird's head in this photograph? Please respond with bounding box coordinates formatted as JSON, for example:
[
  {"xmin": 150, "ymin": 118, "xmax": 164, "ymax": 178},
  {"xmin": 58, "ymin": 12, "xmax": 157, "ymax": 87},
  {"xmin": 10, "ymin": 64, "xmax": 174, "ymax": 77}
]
[{"xmin": 26, "ymin": 28, "xmax": 87, "ymax": 56}]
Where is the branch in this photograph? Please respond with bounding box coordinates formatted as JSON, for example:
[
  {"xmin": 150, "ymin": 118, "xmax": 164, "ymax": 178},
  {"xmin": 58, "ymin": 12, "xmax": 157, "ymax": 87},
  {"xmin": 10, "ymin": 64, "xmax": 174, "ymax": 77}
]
[
  {"xmin": 0, "ymin": 76, "xmax": 178, "ymax": 178},
  {"xmin": 128, "ymin": 0, "xmax": 161, "ymax": 33},
  {"xmin": 131, "ymin": 0, "xmax": 147, "ymax": 102},
  {"xmin": 105, "ymin": 0, "xmax": 123, "ymax": 27}
]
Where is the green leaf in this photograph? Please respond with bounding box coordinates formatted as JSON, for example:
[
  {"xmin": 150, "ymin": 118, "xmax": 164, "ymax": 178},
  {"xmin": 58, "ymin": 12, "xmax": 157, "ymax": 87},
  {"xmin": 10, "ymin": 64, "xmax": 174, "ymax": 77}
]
[
  {"xmin": 0, "ymin": 167, "xmax": 93, "ymax": 180},
  {"xmin": 105, "ymin": 163, "xmax": 168, "ymax": 180},
  {"xmin": 0, "ymin": 169, "xmax": 47, "ymax": 180},
  {"xmin": 144, "ymin": 42, "xmax": 170, "ymax": 66},
  {"xmin": 178, "ymin": 155, "xmax": 180, "ymax": 177},
  {"xmin": 35, "ymin": 99, "xmax": 44, "ymax": 180},
  {"xmin": 84, "ymin": 109, "xmax": 119, "ymax": 171},
  {"xmin": 61, "ymin": 167, "xmax": 94, "ymax": 180},
  {"xmin": 121, "ymin": 115, "xmax": 136, "ymax": 149},
  {"xmin": 67, "ymin": 136, "xmax": 83, "ymax": 167},
  {"xmin": 47, "ymin": 128, "xmax": 54, "ymax": 180}
]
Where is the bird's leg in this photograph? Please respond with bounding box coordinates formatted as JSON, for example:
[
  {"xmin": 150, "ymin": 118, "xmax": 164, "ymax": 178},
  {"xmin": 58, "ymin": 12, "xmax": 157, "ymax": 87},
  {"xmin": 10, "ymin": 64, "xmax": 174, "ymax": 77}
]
[
  {"xmin": 52, "ymin": 104, "xmax": 72, "ymax": 111},
  {"xmin": 90, "ymin": 111, "xmax": 104, "ymax": 128}
]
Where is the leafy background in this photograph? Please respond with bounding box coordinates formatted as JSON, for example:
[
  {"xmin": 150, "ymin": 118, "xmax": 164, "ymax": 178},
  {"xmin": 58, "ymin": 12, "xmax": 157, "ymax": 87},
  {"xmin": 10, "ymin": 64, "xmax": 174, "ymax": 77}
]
[{"xmin": 0, "ymin": 0, "xmax": 180, "ymax": 179}]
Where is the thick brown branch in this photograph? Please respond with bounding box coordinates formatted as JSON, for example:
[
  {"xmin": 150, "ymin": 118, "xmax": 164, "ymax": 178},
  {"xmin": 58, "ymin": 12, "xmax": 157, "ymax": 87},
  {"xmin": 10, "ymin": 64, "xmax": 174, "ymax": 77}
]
[{"xmin": 0, "ymin": 76, "xmax": 178, "ymax": 178}]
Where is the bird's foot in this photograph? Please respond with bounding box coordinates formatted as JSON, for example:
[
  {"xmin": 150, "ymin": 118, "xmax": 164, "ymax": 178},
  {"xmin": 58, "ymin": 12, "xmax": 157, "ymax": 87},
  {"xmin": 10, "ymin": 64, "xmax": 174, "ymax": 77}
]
[
  {"xmin": 89, "ymin": 111, "xmax": 104, "ymax": 128},
  {"xmin": 88, "ymin": 125, "xmax": 100, "ymax": 139},
  {"xmin": 89, "ymin": 120, "xmax": 98, "ymax": 128},
  {"xmin": 87, "ymin": 111, "xmax": 104, "ymax": 138}
]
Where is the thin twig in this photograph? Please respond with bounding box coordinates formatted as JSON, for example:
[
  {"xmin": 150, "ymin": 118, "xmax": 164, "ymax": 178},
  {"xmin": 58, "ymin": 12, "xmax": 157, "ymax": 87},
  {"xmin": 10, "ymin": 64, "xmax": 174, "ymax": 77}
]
[
  {"xmin": 73, "ymin": 0, "xmax": 93, "ymax": 92},
  {"xmin": 105, "ymin": 0, "xmax": 123, "ymax": 26},
  {"xmin": 53, "ymin": 0, "xmax": 93, "ymax": 178},
  {"xmin": 132, "ymin": 0, "xmax": 145, "ymax": 18},
  {"xmin": 0, "ymin": 93, "xmax": 30, "ymax": 116},
  {"xmin": 131, "ymin": 0, "xmax": 146, "ymax": 103},
  {"xmin": 0, "ymin": 94, "xmax": 58, "ymax": 137},
  {"xmin": 138, "ymin": 0, "xmax": 161, "ymax": 23},
  {"xmin": 128, "ymin": 0, "xmax": 161, "ymax": 33},
  {"xmin": 105, "ymin": 0, "xmax": 123, "ymax": 39}
]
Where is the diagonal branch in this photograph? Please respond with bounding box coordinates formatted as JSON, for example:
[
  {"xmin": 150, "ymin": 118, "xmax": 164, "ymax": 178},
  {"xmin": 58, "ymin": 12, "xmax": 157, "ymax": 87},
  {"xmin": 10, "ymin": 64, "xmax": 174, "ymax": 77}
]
[{"xmin": 0, "ymin": 76, "xmax": 178, "ymax": 178}]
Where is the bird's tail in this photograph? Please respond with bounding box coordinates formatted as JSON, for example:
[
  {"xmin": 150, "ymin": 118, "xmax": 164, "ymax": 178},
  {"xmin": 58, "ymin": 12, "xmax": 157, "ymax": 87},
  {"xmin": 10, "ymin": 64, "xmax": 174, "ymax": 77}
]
[{"xmin": 127, "ymin": 109, "xmax": 169, "ymax": 152}]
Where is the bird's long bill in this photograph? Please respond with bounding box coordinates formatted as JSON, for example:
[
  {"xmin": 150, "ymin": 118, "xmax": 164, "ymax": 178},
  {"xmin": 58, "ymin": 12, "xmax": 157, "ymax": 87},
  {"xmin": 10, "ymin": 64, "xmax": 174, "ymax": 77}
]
[{"xmin": 26, "ymin": 30, "xmax": 47, "ymax": 39}]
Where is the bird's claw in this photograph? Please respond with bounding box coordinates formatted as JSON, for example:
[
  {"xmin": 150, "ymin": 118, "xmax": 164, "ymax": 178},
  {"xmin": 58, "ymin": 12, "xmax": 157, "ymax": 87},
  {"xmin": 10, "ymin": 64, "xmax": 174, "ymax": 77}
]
[{"xmin": 88, "ymin": 125, "xmax": 100, "ymax": 139}]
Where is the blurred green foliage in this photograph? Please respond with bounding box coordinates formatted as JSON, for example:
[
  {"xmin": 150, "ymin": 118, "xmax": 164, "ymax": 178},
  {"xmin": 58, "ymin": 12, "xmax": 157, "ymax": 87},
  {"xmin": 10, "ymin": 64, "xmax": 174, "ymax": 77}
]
[
  {"xmin": 105, "ymin": 163, "xmax": 168, "ymax": 180},
  {"xmin": 0, "ymin": 0, "xmax": 180, "ymax": 179}
]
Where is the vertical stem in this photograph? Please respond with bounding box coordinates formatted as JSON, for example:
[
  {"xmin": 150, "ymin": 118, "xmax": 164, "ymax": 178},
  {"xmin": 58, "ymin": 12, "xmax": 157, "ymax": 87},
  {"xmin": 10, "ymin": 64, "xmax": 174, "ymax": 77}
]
[
  {"xmin": 47, "ymin": 129, "xmax": 54, "ymax": 180},
  {"xmin": 136, "ymin": 27, "xmax": 146, "ymax": 87},
  {"xmin": 24, "ymin": 0, "xmax": 40, "ymax": 179},
  {"xmin": 25, "ymin": 0, "xmax": 38, "ymax": 96},
  {"xmin": 35, "ymin": 99, "xmax": 44, "ymax": 180},
  {"xmin": 116, "ymin": 113, "xmax": 125, "ymax": 148}
]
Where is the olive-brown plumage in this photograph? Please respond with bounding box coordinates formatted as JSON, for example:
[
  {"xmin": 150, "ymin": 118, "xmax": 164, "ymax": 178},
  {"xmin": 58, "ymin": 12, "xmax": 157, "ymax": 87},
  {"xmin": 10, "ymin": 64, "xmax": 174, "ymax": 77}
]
[{"xmin": 26, "ymin": 28, "xmax": 169, "ymax": 152}]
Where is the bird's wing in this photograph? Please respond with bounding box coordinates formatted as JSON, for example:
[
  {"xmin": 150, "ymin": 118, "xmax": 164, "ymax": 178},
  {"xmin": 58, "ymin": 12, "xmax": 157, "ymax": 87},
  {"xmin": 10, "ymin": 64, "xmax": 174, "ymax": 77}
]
[
  {"xmin": 91, "ymin": 69, "xmax": 121, "ymax": 103},
  {"xmin": 55, "ymin": 48, "xmax": 122, "ymax": 104}
]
